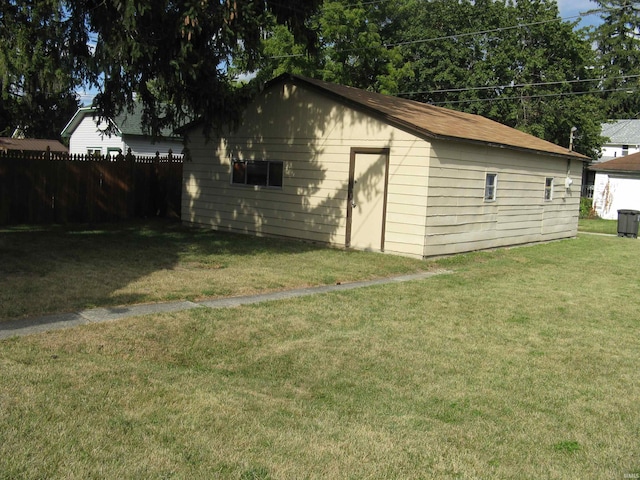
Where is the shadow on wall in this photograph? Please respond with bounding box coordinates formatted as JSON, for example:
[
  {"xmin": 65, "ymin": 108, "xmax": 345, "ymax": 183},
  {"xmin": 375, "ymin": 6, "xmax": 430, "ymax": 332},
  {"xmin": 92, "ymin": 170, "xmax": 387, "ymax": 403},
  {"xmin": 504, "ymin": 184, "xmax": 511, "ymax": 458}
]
[{"xmin": 183, "ymin": 81, "xmax": 392, "ymax": 248}]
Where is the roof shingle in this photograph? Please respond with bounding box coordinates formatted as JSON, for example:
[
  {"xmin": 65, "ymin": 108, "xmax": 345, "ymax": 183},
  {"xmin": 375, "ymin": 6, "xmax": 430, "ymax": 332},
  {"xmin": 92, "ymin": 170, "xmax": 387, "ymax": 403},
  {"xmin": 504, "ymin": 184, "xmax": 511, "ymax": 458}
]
[
  {"xmin": 284, "ymin": 74, "xmax": 587, "ymax": 160},
  {"xmin": 601, "ymin": 119, "xmax": 640, "ymax": 145},
  {"xmin": 0, "ymin": 137, "xmax": 68, "ymax": 153},
  {"xmin": 590, "ymin": 151, "xmax": 640, "ymax": 172}
]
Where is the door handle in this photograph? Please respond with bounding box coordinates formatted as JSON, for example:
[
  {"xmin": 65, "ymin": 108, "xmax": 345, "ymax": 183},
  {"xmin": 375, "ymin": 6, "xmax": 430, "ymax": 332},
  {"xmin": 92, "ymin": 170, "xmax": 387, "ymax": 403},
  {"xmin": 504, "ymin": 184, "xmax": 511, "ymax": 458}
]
[{"xmin": 351, "ymin": 201, "xmax": 356, "ymax": 208}]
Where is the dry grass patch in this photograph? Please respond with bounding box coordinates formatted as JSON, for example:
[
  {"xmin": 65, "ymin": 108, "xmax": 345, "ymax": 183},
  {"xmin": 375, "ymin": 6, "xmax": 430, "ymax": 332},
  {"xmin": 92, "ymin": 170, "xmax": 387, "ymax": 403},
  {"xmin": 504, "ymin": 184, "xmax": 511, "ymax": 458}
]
[
  {"xmin": 2, "ymin": 235, "xmax": 640, "ymax": 478},
  {"xmin": 0, "ymin": 220, "xmax": 431, "ymax": 321}
]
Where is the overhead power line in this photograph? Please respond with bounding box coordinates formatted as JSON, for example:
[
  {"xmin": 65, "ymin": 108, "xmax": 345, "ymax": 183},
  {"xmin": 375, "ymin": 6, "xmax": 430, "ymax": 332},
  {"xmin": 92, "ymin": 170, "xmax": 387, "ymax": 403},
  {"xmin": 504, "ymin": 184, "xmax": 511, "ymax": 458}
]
[
  {"xmin": 397, "ymin": 74, "xmax": 640, "ymax": 97},
  {"xmin": 426, "ymin": 87, "xmax": 638, "ymax": 106},
  {"xmin": 385, "ymin": 15, "xmax": 582, "ymax": 48},
  {"xmin": 267, "ymin": 11, "xmax": 597, "ymax": 59}
]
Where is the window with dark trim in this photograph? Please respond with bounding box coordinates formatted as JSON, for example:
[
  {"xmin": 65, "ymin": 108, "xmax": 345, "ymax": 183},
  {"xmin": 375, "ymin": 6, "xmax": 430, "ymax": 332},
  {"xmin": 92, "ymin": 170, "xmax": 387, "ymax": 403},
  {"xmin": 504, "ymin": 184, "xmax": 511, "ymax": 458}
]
[
  {"xmin": 231, "ymin": 160, "xmax": 283, "ymax": 187},
  {"xmin": 484, "ymin": 173, "xmax": 497, "ymax": 201},
  {"xmin": 544, "ymin": 177, "xmax": 554, "ymax": 201}
]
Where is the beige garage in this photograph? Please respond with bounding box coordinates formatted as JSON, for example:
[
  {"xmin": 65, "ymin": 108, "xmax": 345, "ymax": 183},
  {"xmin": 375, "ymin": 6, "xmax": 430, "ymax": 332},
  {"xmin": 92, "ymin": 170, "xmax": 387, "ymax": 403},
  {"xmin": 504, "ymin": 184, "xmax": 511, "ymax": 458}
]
[{"xmin": 181, "ymin": 74, "xmax": 587, "ymax": 258}]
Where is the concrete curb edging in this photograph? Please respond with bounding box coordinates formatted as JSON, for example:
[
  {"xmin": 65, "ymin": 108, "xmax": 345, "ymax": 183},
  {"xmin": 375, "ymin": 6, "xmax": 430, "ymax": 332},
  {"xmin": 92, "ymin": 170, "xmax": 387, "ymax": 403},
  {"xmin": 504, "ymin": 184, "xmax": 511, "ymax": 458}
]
[{"xmin": 0, "ymin": 270, "xmax": 450, "ymax": 339}]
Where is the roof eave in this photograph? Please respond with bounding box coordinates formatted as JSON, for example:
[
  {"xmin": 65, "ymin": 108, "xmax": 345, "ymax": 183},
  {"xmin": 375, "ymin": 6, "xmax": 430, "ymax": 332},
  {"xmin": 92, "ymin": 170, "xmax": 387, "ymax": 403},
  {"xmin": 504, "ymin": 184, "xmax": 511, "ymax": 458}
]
[
  {"xmin": 284, "ymin": 74, "xmax": 588, "ymax": 162},
  {"xmin": 61, "ymin": 107, "xmax": 125, "ymax": 138},
  {"xmin": 590, "ymin": 168, "xmax": 640, "ymax": 174},
  {"xmin": 60, "ymin": 106, "xmax": 94, "ymax": 138},
  {"xmin": 319, "ymin": 101, "xmax": 586, "ymax": 160}
]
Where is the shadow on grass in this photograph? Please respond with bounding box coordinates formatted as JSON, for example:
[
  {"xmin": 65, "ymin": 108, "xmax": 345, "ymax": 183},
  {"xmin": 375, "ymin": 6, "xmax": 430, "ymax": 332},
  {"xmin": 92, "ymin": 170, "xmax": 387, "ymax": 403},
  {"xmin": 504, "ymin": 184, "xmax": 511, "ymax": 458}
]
[{"xmin": 0, "ymin": 218, "xmax": 328, "ymax": 321}]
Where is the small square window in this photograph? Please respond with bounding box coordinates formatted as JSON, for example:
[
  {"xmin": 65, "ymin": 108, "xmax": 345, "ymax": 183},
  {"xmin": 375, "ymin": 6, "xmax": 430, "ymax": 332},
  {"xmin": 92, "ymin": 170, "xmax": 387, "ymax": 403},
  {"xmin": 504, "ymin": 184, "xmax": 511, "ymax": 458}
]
[
  {"xmin": 484, "ymin": 173, "xmax": 497, "ymax": 201},
  {"xmin": 544, "ymin": 177, "xmax": 554, "ymax": 201}
]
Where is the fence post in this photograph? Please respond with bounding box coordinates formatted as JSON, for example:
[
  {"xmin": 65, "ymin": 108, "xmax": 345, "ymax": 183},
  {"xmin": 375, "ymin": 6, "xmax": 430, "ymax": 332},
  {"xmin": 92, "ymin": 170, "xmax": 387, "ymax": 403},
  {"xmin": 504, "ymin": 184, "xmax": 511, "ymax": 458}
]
[
  {"xmin": 153, "ymin": 151, "xmax": 161, "ymax": 216},
  {"xmin": 126, "ymin": 148, "xmax": 135, "ymax": 218}
]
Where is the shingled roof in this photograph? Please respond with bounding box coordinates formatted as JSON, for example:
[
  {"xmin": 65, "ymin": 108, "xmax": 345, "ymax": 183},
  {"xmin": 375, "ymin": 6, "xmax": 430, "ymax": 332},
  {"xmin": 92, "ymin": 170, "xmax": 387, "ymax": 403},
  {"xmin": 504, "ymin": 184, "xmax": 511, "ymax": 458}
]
[
  {"xmin": 61, "ymin": 104, "xmax": 181, "ymax": 139},
  {"xmin": 0, "ymin": 137, "xmax": 68, "ymax": 153},
  {"xmin": 601, "ymin": 119, "xmax": 640, "ymax": 145},
  {"xmin": 278, "ymin": 74, "xmax": 587, "ymax": 161},
  {"xmin": 590, "ymin": 151, "xmax": 640, "ymax": 173}
]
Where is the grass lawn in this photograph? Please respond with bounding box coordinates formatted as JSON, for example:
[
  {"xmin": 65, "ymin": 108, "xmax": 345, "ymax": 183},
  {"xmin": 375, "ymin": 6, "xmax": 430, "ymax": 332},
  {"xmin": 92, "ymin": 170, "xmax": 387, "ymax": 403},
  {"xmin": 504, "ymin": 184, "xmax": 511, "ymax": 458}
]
[
  {"xmin": 0, "ymin": 220, "xmax": 431, "ymax": 321},
  {"xmin": 1, "ymin": 225, "xmax": 640, "ymax": 478},
  {"xmin": 578, "ymin": 217, "xmax": 619, "ymax": 235}
]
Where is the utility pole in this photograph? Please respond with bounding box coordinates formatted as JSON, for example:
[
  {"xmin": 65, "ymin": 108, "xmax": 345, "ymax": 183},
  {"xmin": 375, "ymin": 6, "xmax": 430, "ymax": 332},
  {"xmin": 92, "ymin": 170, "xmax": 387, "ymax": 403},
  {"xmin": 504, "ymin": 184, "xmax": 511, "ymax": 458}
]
[{"xmin": 569, "ymin": 126, "xmax": 577, "ymax": 151}]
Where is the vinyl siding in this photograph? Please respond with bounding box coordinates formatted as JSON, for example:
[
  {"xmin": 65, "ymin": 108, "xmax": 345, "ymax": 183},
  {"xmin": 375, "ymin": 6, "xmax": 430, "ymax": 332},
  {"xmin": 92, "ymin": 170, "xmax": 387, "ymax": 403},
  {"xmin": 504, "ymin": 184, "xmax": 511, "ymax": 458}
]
[
  {"xmin": 183, "ymin": 80, "xmax": 582, "ymax": 259},
  {"xmin": 592, "ymin": 173, "xmax": 640, "ymax": 220},
  {"xmin": 182, "ymin": 82, "xmax": 430, "ymax": 258},
  {"xmin": 125, "ymin": 136, "xmax": 184, "ymax": 157},
  {"xmin": 68, "ymin": 114, "xmax": 183, "ymax": 158},
  {"xmin": 423, "ymin": 141, "xmax": 582, "ymax": 256},
  {"xmin": 68, "ymin": 116, "xmax": 124, "ymax": 155}
]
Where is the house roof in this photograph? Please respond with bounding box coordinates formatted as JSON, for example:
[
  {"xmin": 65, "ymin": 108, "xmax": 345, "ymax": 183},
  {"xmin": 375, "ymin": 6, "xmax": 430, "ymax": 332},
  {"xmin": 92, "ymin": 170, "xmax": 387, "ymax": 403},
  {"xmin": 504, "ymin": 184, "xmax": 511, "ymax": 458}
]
[
  {"xmin": 0, "ymin": 137, "xmax": 68, "ymax": 153},
  {"xmin": 601, "ymin": 119, "xmax": 640, "ymax": 146},
  {"xmin": 61, "ymin": 104, "xmax": 181, "ymax": 139},
  {"xmin": 589, "ymin": 150, "xmax": 640, "ymax": 173},
  {"xmin": 277, "ymin": 74, "xmax": 587, "ymax": 160}
]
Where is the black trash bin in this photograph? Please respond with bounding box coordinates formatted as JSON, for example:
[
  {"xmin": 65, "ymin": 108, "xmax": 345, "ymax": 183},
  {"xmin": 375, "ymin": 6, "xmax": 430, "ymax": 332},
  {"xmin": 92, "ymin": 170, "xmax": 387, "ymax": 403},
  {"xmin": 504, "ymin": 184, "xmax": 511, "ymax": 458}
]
[{"xmin": 617, "ymin": 210, "xmax": 640, "ymax": 238}]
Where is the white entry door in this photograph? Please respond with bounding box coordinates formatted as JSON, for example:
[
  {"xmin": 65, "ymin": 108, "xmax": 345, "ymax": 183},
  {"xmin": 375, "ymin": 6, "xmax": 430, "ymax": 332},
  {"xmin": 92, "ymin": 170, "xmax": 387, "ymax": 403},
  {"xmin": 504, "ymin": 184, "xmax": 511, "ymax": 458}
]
[{"xmin": 347, "ymin": 148, "xmax": 389, "ymax": 251}]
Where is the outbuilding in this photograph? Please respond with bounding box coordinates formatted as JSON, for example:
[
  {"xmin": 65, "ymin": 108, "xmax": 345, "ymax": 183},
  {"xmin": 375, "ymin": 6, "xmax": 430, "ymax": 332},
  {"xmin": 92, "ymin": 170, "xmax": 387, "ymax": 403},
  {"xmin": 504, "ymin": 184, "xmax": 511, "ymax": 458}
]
[
  {"xmin": 591, "ymin": 151, "xmax": 640, "ymax": 220},
  {"xmin": 182, "ymin": 74, "xmax": 587, "ymax": 258}
]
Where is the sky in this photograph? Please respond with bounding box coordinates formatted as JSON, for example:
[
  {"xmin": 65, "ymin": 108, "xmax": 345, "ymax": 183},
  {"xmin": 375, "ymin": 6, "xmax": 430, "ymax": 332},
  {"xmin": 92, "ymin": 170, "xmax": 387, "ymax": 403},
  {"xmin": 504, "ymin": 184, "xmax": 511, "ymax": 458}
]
[
  {"xmin": 75, "ymin": 0, "xmax": 604, "ymax": 106},
  {"xmin": 557, "ymin": 0, "xmax": 602, "ymax": 27}
]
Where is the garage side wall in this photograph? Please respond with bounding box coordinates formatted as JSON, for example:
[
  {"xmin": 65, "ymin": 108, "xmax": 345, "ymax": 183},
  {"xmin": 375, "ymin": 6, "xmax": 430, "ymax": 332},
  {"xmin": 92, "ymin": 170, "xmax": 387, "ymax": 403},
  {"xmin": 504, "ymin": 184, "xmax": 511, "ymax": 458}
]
[
  {"xmin": 182, "ymin": 82, "xmax": 431, "ymax": 258},
  {"xmin": 592, "ymin": 172, "xmax": 640, "ymax": 220},
  {"xmin": 424, "ymin": 141, "xmax": 582, "ymax": 257}
]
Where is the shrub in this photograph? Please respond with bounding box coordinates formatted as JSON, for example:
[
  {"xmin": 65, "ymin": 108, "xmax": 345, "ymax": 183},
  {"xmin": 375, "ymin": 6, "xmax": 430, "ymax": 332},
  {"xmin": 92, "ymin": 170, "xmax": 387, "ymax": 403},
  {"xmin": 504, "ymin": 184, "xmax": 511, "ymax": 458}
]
[{"xmin": 580, "ymin": 197, "xmax": 598, "ymax": 219}]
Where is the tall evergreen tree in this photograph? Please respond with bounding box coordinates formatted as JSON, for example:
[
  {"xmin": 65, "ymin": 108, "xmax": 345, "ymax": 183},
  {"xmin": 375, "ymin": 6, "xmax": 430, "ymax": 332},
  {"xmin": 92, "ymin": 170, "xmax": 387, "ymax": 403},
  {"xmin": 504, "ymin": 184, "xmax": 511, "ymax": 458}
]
[
  {"xmin": 0, "ymin": 1, "xmax": 86, "ymax": 138},
  {"xmin": 590, "ymin": 0, "xmax": 640, "ymax": 118},
  {"xmin": 75, "ymin": 0, "xmax": 321, "ymax": 136},
  {"xmin": 1, "ymin": 0, "xmax": 322, "ymax": 138}
]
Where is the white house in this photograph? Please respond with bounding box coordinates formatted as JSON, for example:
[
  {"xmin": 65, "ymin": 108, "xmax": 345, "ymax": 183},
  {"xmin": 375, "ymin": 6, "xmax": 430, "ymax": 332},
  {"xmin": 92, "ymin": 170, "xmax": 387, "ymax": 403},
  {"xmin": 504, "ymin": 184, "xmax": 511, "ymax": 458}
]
[
  {"xmin": 61, "ymin": 105, "xmax": 183, "ymax": 158},
  {"xmin": 182, "ymin": 74, "xmax": 587, "ymax": 259},
  {"xmin": 583, "ymin": 119, "xmax": 640, "ymax": 198},
  {"xmin": 591, "ymin": 151, "xmax": 640, "ymax": 220},
  {"xmin": 600, "ymin": 119, "xmax": 640, "ymax": 162}
]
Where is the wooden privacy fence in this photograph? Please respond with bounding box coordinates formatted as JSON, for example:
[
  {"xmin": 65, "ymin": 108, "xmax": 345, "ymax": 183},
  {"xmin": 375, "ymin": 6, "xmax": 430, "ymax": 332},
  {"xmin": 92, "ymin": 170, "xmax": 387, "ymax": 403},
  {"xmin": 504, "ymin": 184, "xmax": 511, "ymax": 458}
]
[{"xmin": 0, "ymin": 148, "xmax": 183, "ymax": 225}]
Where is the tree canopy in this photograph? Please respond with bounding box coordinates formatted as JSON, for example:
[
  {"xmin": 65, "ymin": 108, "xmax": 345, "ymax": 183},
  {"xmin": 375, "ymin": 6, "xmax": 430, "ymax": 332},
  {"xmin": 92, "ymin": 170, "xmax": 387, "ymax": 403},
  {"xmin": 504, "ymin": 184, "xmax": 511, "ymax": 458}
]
[
  {"xmin": 0, "ymin": 0, "xmax": 321, "ymax": 139},
  {"xmin": 0, "ymin": 1, "xmax": 85, "ymax": 138},
  {"xmin": 250, "ymin": 0, "xmax": 607, "ymax": 158},
  {"xmin": 589, "ymin": 0, "xmax": 640, "ymax": 118},
  {"xmin": 3, "ymin": 0, "xmax": 638, "ymax": 157}
]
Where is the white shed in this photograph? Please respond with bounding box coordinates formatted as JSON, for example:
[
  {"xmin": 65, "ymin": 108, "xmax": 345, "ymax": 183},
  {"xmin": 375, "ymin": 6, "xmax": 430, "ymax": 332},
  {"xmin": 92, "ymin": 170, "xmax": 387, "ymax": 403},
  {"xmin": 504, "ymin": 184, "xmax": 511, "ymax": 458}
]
[
  {"xmin": 182, "ymin": 74, "xmax": 587, "ymax": 258},
  {"xmin": 591, "ymin": 152, "xmax": 640, "ymax": 220}
]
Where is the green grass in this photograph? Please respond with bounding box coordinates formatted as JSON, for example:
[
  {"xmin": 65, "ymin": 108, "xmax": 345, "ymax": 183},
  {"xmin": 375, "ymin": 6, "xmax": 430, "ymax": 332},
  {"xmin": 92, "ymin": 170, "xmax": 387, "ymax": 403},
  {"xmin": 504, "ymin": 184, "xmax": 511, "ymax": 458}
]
[
  {"xmin": 578, "ymin": 217, "xmax": 618, "ymax": 235},
  {"xmin": 0, "ymin": 219, "xmax": 431, "ymax": 321},
  {"xmin": 1, "ymin": 233, "xmax": 639, "ymax": 478}
]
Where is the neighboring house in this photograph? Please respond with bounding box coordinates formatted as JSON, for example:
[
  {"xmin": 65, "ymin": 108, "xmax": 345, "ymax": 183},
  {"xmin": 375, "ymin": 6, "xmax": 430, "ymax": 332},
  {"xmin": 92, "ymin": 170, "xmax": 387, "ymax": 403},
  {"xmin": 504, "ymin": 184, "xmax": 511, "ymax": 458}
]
[
  {"xmin": 599, "ymin": 119, "xmax": 640, "ymax": 162},
  {"xmin": 590, "ymin": 151, "xmax": 640, "ymax": 220},
  {"xmin": 181, "ymin": 74, "xmax": 587, "ymax": 259},
  {"xmin": 61, "ymin": 104, "xmax": 183, "ymax": 158},
  {"xmin": 582, "ymin": 119, "xmax": 640, "ymax": 198},
  {"xmin": 0, "ymin": 137, "xmax": 68, "ymax": 154}
]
